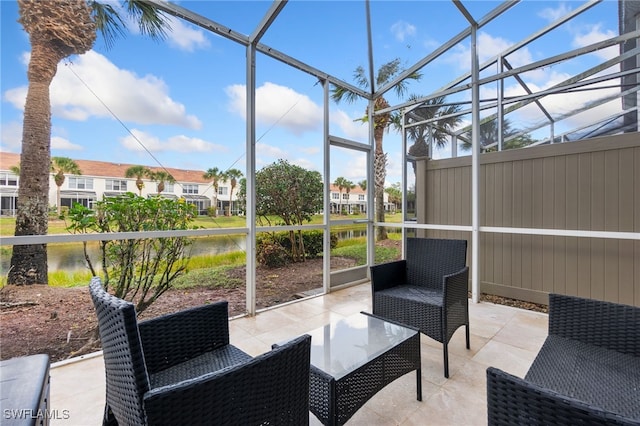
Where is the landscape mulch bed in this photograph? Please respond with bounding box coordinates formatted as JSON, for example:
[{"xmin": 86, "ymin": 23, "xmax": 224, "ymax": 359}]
[{"xmin": 0, "ymin": 255, "xmax": 547, "ymax": 363}]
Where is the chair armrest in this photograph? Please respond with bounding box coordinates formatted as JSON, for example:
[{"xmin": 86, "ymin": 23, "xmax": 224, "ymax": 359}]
[
  {"xmin": 143, "ymin": 334, "xmax": 311, "ymax": 425},
  {"xmin": 370, "ymin": 260, "xmax": 406, "ymax": 292},
  {"xmin": 138, "ymin": 301, "xmax": 231, "ymax": 374},
  {"xmin": 486, "ymin": 367, "xmax": 636, "ymax": 426},
  {"xmin": 549, "ymin": 294, "xmax": 640, "ymax": 357},
  {"xmin": 443, "ymin": 266, "xmax": 469, "ymax": 307}
]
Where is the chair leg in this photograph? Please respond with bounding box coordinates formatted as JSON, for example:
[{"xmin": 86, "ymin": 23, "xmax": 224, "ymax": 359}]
[
  {"xmin": 443, "ymin": 342, "xmax": 449, "ymax": 378},
  {"xmin": 465, "ymin": 322, "xmax": 470, "ymax": 350}
]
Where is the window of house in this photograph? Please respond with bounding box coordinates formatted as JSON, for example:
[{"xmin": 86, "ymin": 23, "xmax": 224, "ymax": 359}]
[
  {"xmin": 163, "ymin": 183, "xmax": 174, "ymax": 193},
  {"xmin": 342, "ymin": 193, "xmax": 349, "ymax": 200},
  {"xmin": 218, "ymin": 187, "xmax": 228, "ymax": 195},
  {"xmin": 331, "ymin": 193, "xmax": 339, "ymax": 200},
  {"xmin": 358, "ymin": 194, "xmax": 365, "ymax": 201},
  {"xmin": 0, "ymin": 173, "xmax": 18, "ymax": 186},
  {"xmin": 68, "ymin": 177, "xmax": 93, "ymax": 190},
  {"xmin": 183, "ymin": 184, "xmax": 198, "ymax": 194},
  {"xmin": 105, "ymin": 179, "xmax": 127, "ymax": 191}
]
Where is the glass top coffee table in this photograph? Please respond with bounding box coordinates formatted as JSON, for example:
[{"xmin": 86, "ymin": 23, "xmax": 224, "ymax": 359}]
[{"xmin": 302, "ymin": 312, "xmax": 422, "ymax": 425}]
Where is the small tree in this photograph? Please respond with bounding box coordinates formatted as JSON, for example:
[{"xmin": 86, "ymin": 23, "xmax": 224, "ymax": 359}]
[
  {"xmin": 203, "ymin": 166, "xmax": 224, "ymax": 216},
  {"xmin": 243, "ymin": 159, "xmax": 323, "ymax": 262},
  {"xmin": 148, "ymin": 170, "xmax": 175, "ymax": 194},
  {"xmin": 51, "ymin": 157, "xmax": 81, "ymax": 216},
  {"xmin": 333, "ymin": 177, "xmax": 348, "ymax": 214},
  {"xmin": 125, "ymin": 165, "xmax": 151, "ymax": 196},
  {"xmin": 225, "ymin": 168, "xmax": 243, "ymax": 216},
  {"xmin": 67, "ymin": 193, "xmax": 196, "ymax": 313}
]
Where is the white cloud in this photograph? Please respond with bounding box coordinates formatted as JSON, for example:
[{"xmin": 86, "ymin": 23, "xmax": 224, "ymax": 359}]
[
  {"xmin": 390, "ymin": 21, "xmax": 416, "ymax": 42},
  {"xmin": 0, "ymin": 121, "xmax": 23, "ymax": 152},
  {"xmin": 51, "ymin": 136, "xmax": 83, "ymax": 150},
  {"xmin": 502, "ymin": 69, "xmax": 622, "ymax": 132},
  {"xmin": 4, "ymin": 51, "xmax": 202, "ymax": 129},
  {"xmin": 331, "ymin": 109, "xmax": 369, "ymax": 141},
  {"xmin": 165, "ymin": 16, "xmax": 210, "ymax": 52},
  {"xmin": 572, "ymin": 24, "xmax": 617, "ymax": 60},
  {"xmin": 225, "ymin": 82, "xmax": 322, "ymax": 135},
  {"xmin": 538, "ymin": 3, "xmax": 572, "ymax": 22},
  {"xmin": 444, "ymin": 32, "xmax": 535, "ymax": 72},
  {"xmin": 120, "ymin": 129, "xmax": 224, "ymax": 153}
]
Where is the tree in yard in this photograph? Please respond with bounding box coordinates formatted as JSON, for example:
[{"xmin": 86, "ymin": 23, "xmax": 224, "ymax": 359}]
[
  {"xmin": 385, "ymin": 183, "xmax": 402, "ymax": 212},
  {"xmin": 125, "ymin": 165, "xmax": 151, "ymax": 196},
  {"xmin": 225, "ymin": 168, "xmax": 243, "ymax": 216},
  {"xmin": 9, "ymin": 0, "xmax": 170, "ymax": 285},
  {"xmin": 245, "ymin": 159, "xmax": 324, "ymax": 262},
  {"xmin": 332, "ymin": 58, "xmax": 421, "ymax": 240},
  {"xmin": 461, "ymin": 118, "xmax": 535, "ymax": 152},
  {"xmin": 333, "ymin": 176, "xmax": 348, "ymax": 214},
  {"xmin": 148, "ymin": 170, "xmax": 175, "ymax": 195},
  {"xmin": 404, "ymin": 95, "xmax": 462, "ymax": 165},
  {"xmin": 67, "ymin": 193, "xmax": 196, "ymax": 313},
  {"xmin": 203, "ymin": 166, "xmax": 224, "ymax": 216},
  {"xmin": 51, "ymin": 156, "xmax": 81, "ymax": 216},
  {"xmin": 358, "ymin": 180, "xmax": 366, "ymax": 191},
  {"xmin": 344, "ymin": 179, "xmax": 355, "ymax": 214}
]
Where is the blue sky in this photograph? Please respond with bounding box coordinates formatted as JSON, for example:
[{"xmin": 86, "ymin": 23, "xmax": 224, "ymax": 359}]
[{"xmin": 0, "ymin": 0, "xmax": 622, "ymax": 187}]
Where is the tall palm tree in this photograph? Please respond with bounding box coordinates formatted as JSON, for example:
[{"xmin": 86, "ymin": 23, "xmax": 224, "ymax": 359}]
[
  {"xmin": 332, "ymin": 58, "xmax": 421, "ymax": 240},
  {"xmin": 460, "ymin": 118, "xmax": 535, "ymax": 152},
  {"xmin": 358, "ymin": 180, "xmax": 366, "ymax": 191},
  {"xmin": 51, "ymin": 156, "xmax": 81, "ymax": 216},
  {"xmin": 344, "ymin": 180, "xmax": 355, "ymax": 214},
  {"xmin": 125, "ymin": 165, "xmax": 151, "ymax": 196},
  {"xmin": 225, "ymin": 168, "xmax": 243, "ymax": 216},
  {"xmin": 148, "ymin": 170, "xmax": 175, "ymax": 195},
  {"xmin": 404, "ymin": 95, "xmax": 462, "ymax": 160},
  {"xmin": 333, "ymin": 176, "xmax": 347, "ymax": 214},
  {"xmin": 9, "ymin": 0, "xmax": 170, "ymax": 285},
  {"xmin": 203, "ymin": 167, "xmax": 224, "ymax": 216}
]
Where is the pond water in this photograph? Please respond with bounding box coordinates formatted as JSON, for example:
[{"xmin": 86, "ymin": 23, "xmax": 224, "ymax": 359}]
[{"xmin": 0, "ymin": 235, "xmax": 246, "ymax": 274}]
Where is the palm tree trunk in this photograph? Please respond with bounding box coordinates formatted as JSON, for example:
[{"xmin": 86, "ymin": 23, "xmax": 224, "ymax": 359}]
[{"xmin": 8, "ymin": 41, "xmax": 60, "ymax": 285}]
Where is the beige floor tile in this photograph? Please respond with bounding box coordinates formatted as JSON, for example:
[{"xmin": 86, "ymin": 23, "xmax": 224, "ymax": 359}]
[{"xmin": 45, "ymin": 282, "xmax": 548, "ymax": 426}]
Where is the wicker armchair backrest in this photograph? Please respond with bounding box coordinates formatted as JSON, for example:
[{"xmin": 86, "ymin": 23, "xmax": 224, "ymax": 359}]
[
  {"xmin": 89, "ymin": 277, "xmax": 150, "ymax": 426},
  {"xmin": 405, "ymin": 238, "xmax": 467, "ymax": 289}
]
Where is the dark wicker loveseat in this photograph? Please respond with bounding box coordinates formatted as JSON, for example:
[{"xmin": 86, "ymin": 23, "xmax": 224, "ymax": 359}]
[
  {"xmin": 89, "ymin": 277, "xmax": 312, "ymax": 426},
  {"xmin": 487, "ymin": 293, "xmax": 640, "ymax": 425},
  {"xmin": 370, "ymin": 237, "xmax": 470, "ymax": 378}
]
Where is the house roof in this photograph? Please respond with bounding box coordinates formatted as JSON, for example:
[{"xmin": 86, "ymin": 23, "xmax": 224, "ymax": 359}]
[{"xmin": 0, "ymin": 152, "xmax": 210, "ymax": 184}]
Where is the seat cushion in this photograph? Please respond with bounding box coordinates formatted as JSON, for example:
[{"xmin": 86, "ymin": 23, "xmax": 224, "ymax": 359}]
[
  {"xmin": 376, "ymin": 285, "xmax": 443, "ymax": 307},
  {"xmin": 525, "ymin": 335, "xmax": 640, "ymax": 420},
  {"xmin": 150, "ymin": 344, "xmax": 252, "ymax": 389}
]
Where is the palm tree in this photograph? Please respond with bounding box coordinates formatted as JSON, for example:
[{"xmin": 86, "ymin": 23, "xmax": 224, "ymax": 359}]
[
  {"xmin": 332, "ymin": 58, "xmax": 421, "ymax": 240},
  {"xmin": 344, "ymin": 180, "xmax": 355, "ymax": 214},
  {"xmin": 148, "ymin": 170, "xmax": 175, "ymax": 195},
  {"xmin": 225, "ymin": 169, "xmax": 243, "ymax": 216},
  {"xmin": 461, "ymin": 118, "xmax": 534, "ymax": 152},
  {"xmin": 9, "ymin": 0, "xmax": 170, "ymax": 285},
  {"xmin": 51, "ymin": 156, "xmax": 81, "ymax": 216},
  {"xmin": 404, "ymin": 95, "xmax": 462, "ymax": 161},
  {"xmin": 358, "ymin": 180, "xmax": 366, "ymax": 191},
  {"xmin": 125, "ymin": 165, "xmax": 151, "ymax": 196},
  {"xmin": 203, "ymin": 167, "xmax": 224, "ymax": 216},
  {"xmin": 333, "ymin": 176, "xmax": 347, "ymax": 214}
]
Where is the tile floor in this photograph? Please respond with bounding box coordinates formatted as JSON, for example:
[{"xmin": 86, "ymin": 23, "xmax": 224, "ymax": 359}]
[{"xmin": 49, "ymin": 283, "xmax": 548, "ymax": 425}]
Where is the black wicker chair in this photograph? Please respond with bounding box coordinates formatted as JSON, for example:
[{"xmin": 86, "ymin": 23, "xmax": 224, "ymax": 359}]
[
  {"xmin": 89, "ymin": 277, "xmax": 312, "ymax": 426},
  {"xmin": 370, "ymin": 237, "xmax": 469, "ymax": 378},
  {"xmin": 487, "ymin": 293, "xmax": 640, "ymax": 425}
]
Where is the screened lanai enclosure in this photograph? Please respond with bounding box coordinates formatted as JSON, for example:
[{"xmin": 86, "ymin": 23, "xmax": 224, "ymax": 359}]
[{"xmin": 3, "ymin": 0, "xmax": 639, "ymax": 313}]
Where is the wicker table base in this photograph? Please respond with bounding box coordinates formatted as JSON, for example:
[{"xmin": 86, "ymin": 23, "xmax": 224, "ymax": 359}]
[{"xmin": 307, "ymin": 312, "xmax": 421, "ymax": 426}]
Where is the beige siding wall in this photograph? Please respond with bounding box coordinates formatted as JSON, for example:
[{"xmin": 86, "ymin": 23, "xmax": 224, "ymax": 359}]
[{"xmin": 416, "ymin": 133, "xmax": 640, "ymax": 306}]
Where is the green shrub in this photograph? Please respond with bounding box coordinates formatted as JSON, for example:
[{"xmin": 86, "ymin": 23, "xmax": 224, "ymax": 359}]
[{"xmin": 257, "ymin": 241, "xmax": 290, "ymax": 267}]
